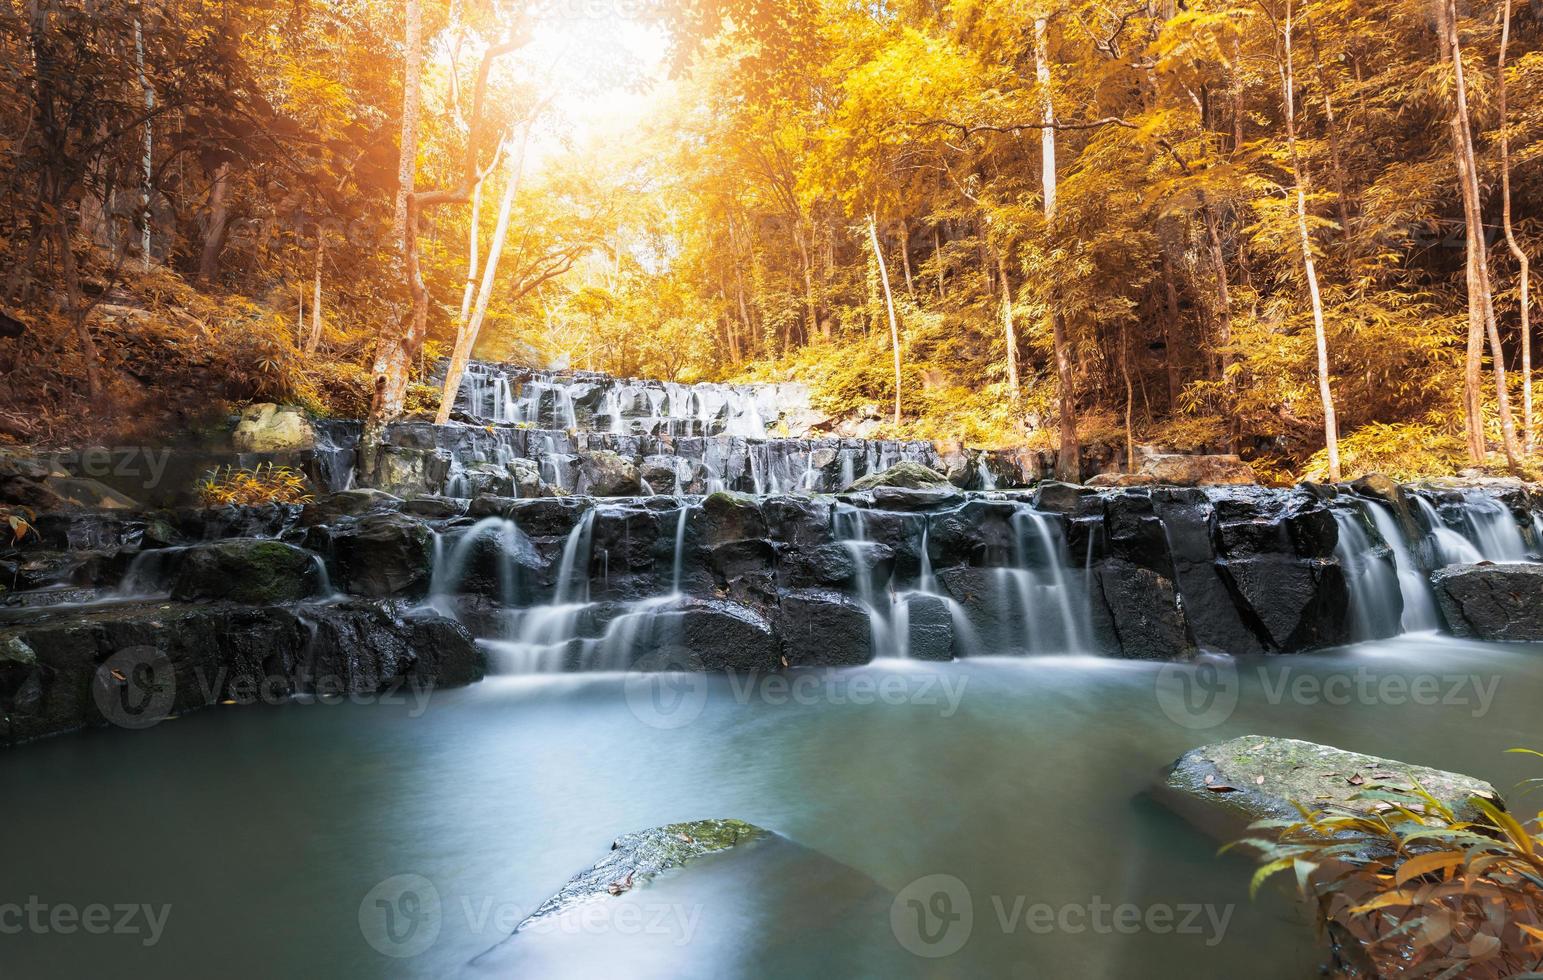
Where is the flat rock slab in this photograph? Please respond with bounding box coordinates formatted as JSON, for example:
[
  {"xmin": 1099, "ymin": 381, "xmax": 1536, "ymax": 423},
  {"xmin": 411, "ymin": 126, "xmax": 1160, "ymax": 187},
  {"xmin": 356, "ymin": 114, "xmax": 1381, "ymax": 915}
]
[
  {"xmin": 515, "ymin": 819, "xmax": 767, "ymax": 931},
  {"xmin": 471, "ymin": 819, "xmax": 898, "ymax": 977},
  {"xmin": 1158, "ymin": 735, "xmax": 1498, "ymax": 840}
]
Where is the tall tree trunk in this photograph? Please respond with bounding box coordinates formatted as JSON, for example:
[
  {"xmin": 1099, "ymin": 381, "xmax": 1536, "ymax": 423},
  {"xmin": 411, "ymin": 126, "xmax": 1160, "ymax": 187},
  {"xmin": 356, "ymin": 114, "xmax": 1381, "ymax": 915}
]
[
  {"xmin": 1161, "ymin": 251, "xmax": 1183, "ymax": 410},
  {"xmin": 305, "ymin": 234, "xmax": 325, "ymax": 354},
  {"xmin": 998, "ymin": 247, "xmax": 1021, "ymax": 398},
  {"xmin": 868, "ymin": 213, "xmax": 903, "ymax": 426},
  {"xmin": 1199, "ymin": 202, "xmax": 1237, "ymax": 450},
  {"xmin": 133, "ymin": 17, "xmax": 154, "ymax": 270},
  {"xmin": 392, "ymin": 0, "xmax": 423, "ymax": 252},
  {"xmin": 795, "ymin": 221, "xmax": 820, "ymax": 341},
  {"xmin": 1282, "ymin": 0, "xmax": 1340, "ymax": 480},
  {"xmin": 1499, "ymin": 0, "xmax": 1533, "ymax": 454},
  {"xmin": 436, "ymin": 138, "xmax": 528, "ymax": 425},
  {"xmin": 56, "ymin": 221, "xmax": 103, "ymax": 400},
  {"xmin": 1303, "ymin": 10, "xmax": 1354, "ymax": 240},
  {"xmin": 1121, "ymin": 320, "xmax": 1136, "ymax": 472},
  {"xmin": 933, "ymin": 224, "xmax": 946, "ymax": 299},
  {"xmin": 1442, "ymin": 0, "xmax": 1522, "ymax": 470},
  {"xmin": 899, "ymin": 219, "xmax": 916, "ymax": 300},
  {"xmin": 198, "ymin": 162, "xmax": 231, "ymax": 284},
  {"xmin": 1036, "ymin": 13, "xmax": 1080, "ymax": 482}
]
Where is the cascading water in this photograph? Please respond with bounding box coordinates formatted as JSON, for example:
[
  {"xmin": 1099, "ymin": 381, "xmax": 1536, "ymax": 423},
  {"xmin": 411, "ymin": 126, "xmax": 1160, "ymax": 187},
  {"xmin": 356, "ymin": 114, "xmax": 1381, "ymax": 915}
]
[
  {"xmin": 1332, "ymin": 507, "xmax": 1403, "ymax": 640},
  {"xmin": 1360, "ymin": 500, "xmax": 1440, "ymax": 632},
  {"xmin": 1000, "ymin": 510, "xmax": 1089, "ymax": 654},
  {"xmin": 1411, "ymin": 496, "xmax": 1485, "ymax": 565}
]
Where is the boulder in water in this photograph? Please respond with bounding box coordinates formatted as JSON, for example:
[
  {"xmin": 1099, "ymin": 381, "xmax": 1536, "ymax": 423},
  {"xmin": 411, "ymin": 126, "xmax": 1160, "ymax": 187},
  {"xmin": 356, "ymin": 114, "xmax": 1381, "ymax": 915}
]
[
  {"xmin": 776, "ymin": 588, "xmax": 874, "ymax": 665},
  {"xmin": 1094, "ymin": 559, "xmax": 1193, "ymax": 660},
  {"xmin": 842, "ymin": 461, "xmax": 950, "ymax": 492},
  {"xmin": 509, "ymin": 819, "xmax": 768, "ymax": 934},
  {"xmin": 1432, "ymin": 563, "xmax": 1543, "ymax": 640},
  {"xmin": 1159, "ymin": 735, "xmax": 1499, "ymax": 840},
  {"xmin": 902, "ymin": 592, "xmax": 954, "ymax": 660}
]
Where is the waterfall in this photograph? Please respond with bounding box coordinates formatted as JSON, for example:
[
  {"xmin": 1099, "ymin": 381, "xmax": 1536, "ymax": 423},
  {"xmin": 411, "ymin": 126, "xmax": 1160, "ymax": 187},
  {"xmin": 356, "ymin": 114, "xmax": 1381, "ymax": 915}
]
[
  {"xmin": 1458, "ymin": 495, "xmax": 1530, "ymax": 561},
  {"xmin": 1002, "ymin": 510, "xmax": 1088, "ymax": 654},
  {"xmin": 1411, "ymin": 496, "xmax": 1486, "ymax": 565},
  {"xmin": 1332, "ymin": 507, "xmax": 1403, "ymax": 640},
  {"xmin": 670, "ymin": 502, "xmax": 692, "ymax": 594},
  {"xmin": 1361, "ymin": 501, "xmax": 1440, "ymax": 632},
  {"xmin": 834, "ymin": 504, "xmax": 894, "ymax": 655}
]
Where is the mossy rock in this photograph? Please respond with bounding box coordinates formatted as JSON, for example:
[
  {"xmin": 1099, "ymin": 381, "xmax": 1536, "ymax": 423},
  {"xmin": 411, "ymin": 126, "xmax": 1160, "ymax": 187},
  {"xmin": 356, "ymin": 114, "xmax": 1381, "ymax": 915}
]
[
  {"xmin": 170, "ymin": 539, "xmax": 324, "ymax": 603},
  {"xmin": 843, "ymin": 461, "xmax": 951, "ymax": 492},
  {"xmin": 514, "ymin": 819, "xmax": 769, "ymax": 932},
  {"xmin": 1159, "ymin": 735, "xmax": 1499, "ymax": 840}
]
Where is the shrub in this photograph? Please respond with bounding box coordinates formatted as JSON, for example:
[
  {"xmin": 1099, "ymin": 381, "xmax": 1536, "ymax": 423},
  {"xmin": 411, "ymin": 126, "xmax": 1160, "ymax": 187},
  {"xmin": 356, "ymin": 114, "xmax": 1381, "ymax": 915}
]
[{"xmin": 197, "ymin": 463, "xmax": 314, "ymax": 506}]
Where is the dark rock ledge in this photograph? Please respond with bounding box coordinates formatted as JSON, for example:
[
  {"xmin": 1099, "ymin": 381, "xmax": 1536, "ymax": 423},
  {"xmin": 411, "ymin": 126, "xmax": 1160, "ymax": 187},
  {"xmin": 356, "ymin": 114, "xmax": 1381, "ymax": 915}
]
[{"xmin": 0, "ymin": 599, "xmax": 483, "ymax": 747}]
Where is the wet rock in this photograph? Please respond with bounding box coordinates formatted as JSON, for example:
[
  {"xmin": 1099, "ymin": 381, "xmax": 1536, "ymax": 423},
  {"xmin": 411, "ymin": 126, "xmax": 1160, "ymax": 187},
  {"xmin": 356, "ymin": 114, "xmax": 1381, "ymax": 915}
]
[
  {"xmin": 575, "ymin": 450, "xmax": 642, "ymax": 497},
  {"xmin": 1219, "ymin": 555, "xmax": 1350, "ymax": 651},
  {"xmin": 1350, "ymin": 473, "xmax": 1400, "ymax": 503},
  {"xmin": 371, "ymin": 446, "xmax": 452, "ymax": 497},
  {"xmin": 1151, "ymin": 489, "xmax": 1266, "ymax": 655},
  {"xmin": 624, "ymin": 598, "xmax": 780, "ymax": 671},
  {"xmin": 399, "ymin": 495, "xmax": 468, "ymax": 520},
  {"xmin": 780, "ymin": 541, "xmax": 892, "ymax": 588},
  {"xmin": 865, "ymin": 486, "xmax": 962, "ymax": 511},
  {"xmin": 1094, "ymin": 559, "xmax": 1192, "ymax": 660},
  {"xmin": 232, "ymin": 403, "xmax": 316, "ymax": 453},
  {"xmin": 1102, "ymin": 492, "xmax": 1170, "ymax": 575},
  {"xmin": 1432, "ymin": 563, "xmax": 1543, "ymax": 640},
  {"xmin": 638, "ymin": 455, "xmax": 686, "ymax": 493},
  {"xmin": 776, "ymin": 589, "xmax": 873, "ymax": 666},
  {"xmin": 0, "ymin": 599, "xmax": 481, "ymax": 746},
  {"xmin": 1138, "ymin": 454, "xmax": 1256, "ymax": 485},
  {"xmin": 315, "ymin": 511, "xmax": 433, "ymax": 598},
  {"xmin": 1032, "ymin": 481, "xmax": 1093, "ymax": 514},
  {"xmin": 302, "ymin": 489, "xmax": 403, "ymax": 523},
  {"xmin": 170, "ymin": 539, "xmax": 325, "ymax": 603},
  {"xmin": 698, "ymin": 491, "xmax": 767, "ymax": 544},
  {"xmin": 1159, "ymin": 735, "xmax": 1499, "ymax": 840},
  {"xmin": 843, "ymin": 461, "xmax": 950, "ymax": 492},
  {"xmin": 507, "ymin": 819, "xmax": 768, "ymax": 933},
  {"xmin": 902, "ymin": 593, "xmax": 954, "ymax": 661}
]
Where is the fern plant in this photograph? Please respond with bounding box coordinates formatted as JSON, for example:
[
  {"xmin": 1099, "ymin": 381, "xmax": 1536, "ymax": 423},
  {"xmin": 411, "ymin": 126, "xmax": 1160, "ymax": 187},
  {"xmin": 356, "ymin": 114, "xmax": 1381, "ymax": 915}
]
[{"xmin": 1234, "ymin": 750, "xmax": 1543, "ymax": 978}]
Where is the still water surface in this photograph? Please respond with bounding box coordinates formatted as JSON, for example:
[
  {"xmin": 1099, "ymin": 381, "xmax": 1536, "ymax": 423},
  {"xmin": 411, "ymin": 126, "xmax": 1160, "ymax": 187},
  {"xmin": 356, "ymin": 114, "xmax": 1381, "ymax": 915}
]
[{"xmin": 2, "ymin": 634, "xmax": 1539, "ymax": 978}]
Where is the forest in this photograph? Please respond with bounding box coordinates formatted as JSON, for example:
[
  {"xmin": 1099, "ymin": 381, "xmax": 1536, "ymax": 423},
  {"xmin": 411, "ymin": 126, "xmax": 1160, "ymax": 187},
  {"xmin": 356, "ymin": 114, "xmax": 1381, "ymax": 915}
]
[{"xmin": 1, "ymin": 0, "xmax": 1541, "ymax": 484}]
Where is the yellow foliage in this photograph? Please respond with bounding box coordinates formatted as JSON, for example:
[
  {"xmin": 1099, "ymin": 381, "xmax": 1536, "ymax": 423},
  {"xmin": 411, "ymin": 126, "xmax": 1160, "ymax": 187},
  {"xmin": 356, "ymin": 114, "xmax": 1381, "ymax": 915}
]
[{"xmin": 197, "ymin": 464, "xmax": 314, "ymax": 507}]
